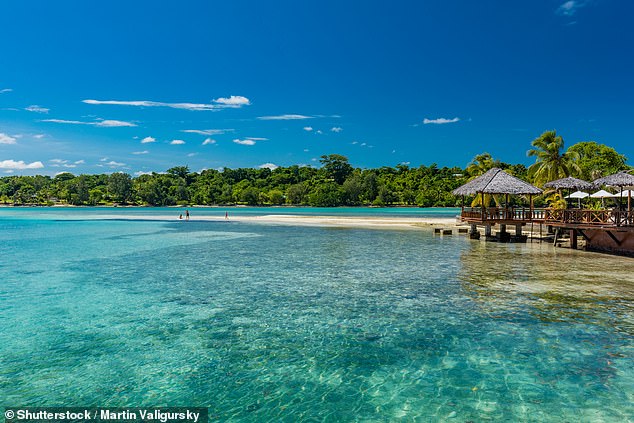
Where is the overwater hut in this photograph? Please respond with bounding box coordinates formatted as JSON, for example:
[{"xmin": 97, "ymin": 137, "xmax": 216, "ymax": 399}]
[
  {"xmin": 594, "ymin": 171, "xmax": 634, "ymax": 215},
  {"xmin": 453, "ymin": 168, "xmax": 542, "ymax": 241},
  {"xmin": 544, "ymin": 176, "xmax": 594, "ymax": 208}
]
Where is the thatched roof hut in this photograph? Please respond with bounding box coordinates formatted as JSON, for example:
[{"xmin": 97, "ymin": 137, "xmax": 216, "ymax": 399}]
[
  {"xmin": 593, "ymin": 171, "xmax": 634, "ymax": 188},
  {"xmin": 543, "ymin": 176, "xmax": 593, "ymax": 191},
  {"xmin": 452, "ymin": 168, "xmax": 542, "ymax": 196}
]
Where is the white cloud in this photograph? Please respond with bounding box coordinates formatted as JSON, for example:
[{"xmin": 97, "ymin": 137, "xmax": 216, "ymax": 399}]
[
  {"xmin": 182, "ymin": 129, "xmax": 231, "ymax": 136},
  {"xmin": 233, "ymin": 139, "xmax": 256, "ymax": 146},
  {"xmin": 0, "ymin": 159, "xmax": 44, "ymax": 170},
  {"xmin": 303, "ymin": 126, "xmax": 313, "ymax": 132},
  {"xmin": 100, "ymin": 157, "xmax": 109, "ymax": 162},
  {"xmin": 25, "ymin": 105, "xmax": 49, "ymax": 113},
  {"xmin": 303, "ymin": 149, "xmax": 309, "ymax": 152},
  {"xmin": 50, "ymin": 159, "xmax": 68, "ymax": 164},
  {"xmin": 74, "ymin": 160, "xmax": 85, "ymax": 164},
  {"xmin": 316, "ymin": 130, "xmax": 323, "ymax": 134},
  {"xmin": 132, "ymin": 150, "xmax": 149, "ymax": 155},
  {"xmin": 259, "ymin": 163, "xmax": 278, "ymax": 170},
  {"xmin": 245, "ymin": 137, "xmax": 268, "ymax": 141},
  {"xmin": 351, "ymin": 141, "xmax": 358, "ymax": 145},
  {"xmin": 202, "ymin": 138, "xmax": 216, "ymax": 145},
  {"xmin": 331, "ymin": 127, "xmax": 343, "ymax": 133},
  {"xmin": 83, "ymin": 96, "xmax": 250, "ymax": 111},
  {"xmin": 213, "ymin": 96, "xmax": 250, "ymax": 106},
  {"xmin": 423, "ymin": 117, "xmax": 460, "ymax": 125},
  {"xmin": 95, "ymin": 119, "xmax": 136, "ymax": 127},
  {"xmin": 0, "ymin": 133, "xmax": 17, "ymax": 144},
  {"xmin": 135, "ymin": 171, "xmax": 153, "ymax": 176},
  {"xmin": 257, "ymin": 114, "xmax": 312, "ymax": 120},
  {"xmin": 556, "ymin": 1, "xmax": 586, "ymax": 16},
  {"xmin": 187, "ymin": 153, "xmax": 197, "ymax": 157},
  {"xmin": 106, "ymin": 161, "xmax": 125, "ymax": 167},
  {"xmin": 141, "ymin": 136, "xmax": 156, "ymax": 144},
  {"xmin": 170, "ymin": 139, "xmax": 186, "ymax": 145},
  {"xmin": 42, "ymin": 118, "xmax": 136, "ymax": 127},
  {"xmin": 0, "ymin": 88, "xmax": 12, "ymax": 94},
  {"xmin": 4, "ymin": 170, "xmax": 14, "ymax": 173},
  {"xmin": 33, "ymin": 134, "xmax": 46, "ymax": 139}
]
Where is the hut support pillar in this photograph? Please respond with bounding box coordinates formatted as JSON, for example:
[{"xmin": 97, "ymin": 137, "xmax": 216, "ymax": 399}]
[
  {"xmin": 570, "ymin": 229, "xmax": 578, "ymax": 249},
  {"xmin": 469, "ymin": 224, "xmax": 480, "ymax": 239},
  {"xmin": 515, "ymin": 224, "xmax": 523, "ymax": 236},
  {"xmin": 485, "ymin": 225, "xmax": 492, "ymax": 237}
]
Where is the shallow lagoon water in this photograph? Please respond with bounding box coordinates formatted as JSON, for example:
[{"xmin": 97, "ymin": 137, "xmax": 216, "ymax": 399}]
[{"xmin": 0, "ymin": 209, "xmax": 633, "ymax": 421}]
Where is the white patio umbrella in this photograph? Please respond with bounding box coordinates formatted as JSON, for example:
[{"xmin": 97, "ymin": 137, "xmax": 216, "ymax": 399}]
[
  {"xmin": 565, "ymin": 190, "xmax": 589, "ymax": 207},
  {"xmin": 611, "ymin": 189, "xmax": 634, "ymax": 198},
  {"xmin": 590, "ymin": 189, "xmax": 613, "ymax": 207}
]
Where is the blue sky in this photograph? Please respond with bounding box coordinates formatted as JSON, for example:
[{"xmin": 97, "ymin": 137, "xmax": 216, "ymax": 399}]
[{"xmin": 1, "ymin": 0, "xmax": 632, "ymax": 176}]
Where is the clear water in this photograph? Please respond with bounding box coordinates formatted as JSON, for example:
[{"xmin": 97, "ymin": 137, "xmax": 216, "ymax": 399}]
[{"xmin": 1, "ymin": 209, "xmax": 633, "ymax": 421}]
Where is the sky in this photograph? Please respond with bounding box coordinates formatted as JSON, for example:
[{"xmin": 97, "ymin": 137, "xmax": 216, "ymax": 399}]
[{"xmin": 1, "ymin": 0, "xmax": 633, "ymax": 176}]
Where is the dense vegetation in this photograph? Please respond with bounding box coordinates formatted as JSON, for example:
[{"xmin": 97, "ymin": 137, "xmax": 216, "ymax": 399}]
[{"xmin": 1, "ymin": 135, "xmax": 630, "ymax": 207}]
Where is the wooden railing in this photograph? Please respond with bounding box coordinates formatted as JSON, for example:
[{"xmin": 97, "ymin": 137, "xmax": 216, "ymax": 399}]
[
  {"xmin": 460, "ymin": 207, "xmax": 634, "ymax": 227},
  {"xmin": 544, "ymin": 209, "xmax": 634, "ymax": 227},
  {"xmin": 460, "ymin": 207, "xmax": 546, "ymax": 223}
]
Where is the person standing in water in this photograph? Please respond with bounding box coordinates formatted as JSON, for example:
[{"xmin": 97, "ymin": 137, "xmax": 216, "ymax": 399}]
[
  {"xmin": 185, "ymin": 209, "xmax": 190, "ymax": 220},
  {"xmin": 225, "ymin": 211, "xmax": 228, "ymax": 220}
]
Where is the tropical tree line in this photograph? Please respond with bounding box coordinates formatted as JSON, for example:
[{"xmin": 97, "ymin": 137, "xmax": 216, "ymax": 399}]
[{"xmin": 0, "ymin": 135, "xmax": 630, "ymax": 207}]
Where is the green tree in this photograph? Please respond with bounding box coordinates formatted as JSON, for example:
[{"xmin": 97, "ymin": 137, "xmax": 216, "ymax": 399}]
[
  {"xmin": 527, "ymin": 130, "xmax": 580, "ymax": 186},
  {"xmin": 567, "ymin": 141, "xmax": 629, "ymax": 181},
  {"xmin": 319, "ymin": 154, "xmax": 353, "ymax": 184},
  {"xmin": 108, "ymin": 172, "xmax": 133, "ymax": 203}
]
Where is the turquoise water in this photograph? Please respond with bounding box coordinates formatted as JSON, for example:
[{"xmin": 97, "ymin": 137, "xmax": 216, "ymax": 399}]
[{"xmin": 1, "ymin": 209, "xmax": 633, "ymax": 421}]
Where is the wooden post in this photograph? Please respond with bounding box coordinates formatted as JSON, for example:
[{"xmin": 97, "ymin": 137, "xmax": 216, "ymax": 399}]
[
  {"xmin": 515, "ymin": 224, "xmax": 522, "ymax": 236},
  {"xmin": 485, "ymin": 225, "xmax": 492, "ymax": 237},
  {"xmin": 570, "ymin": 229, "xmax": 577, "ymax": 249}
]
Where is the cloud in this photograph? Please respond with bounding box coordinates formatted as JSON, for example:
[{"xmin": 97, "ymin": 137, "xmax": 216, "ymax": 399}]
[
  {"xmin": 187, "ymin": 153, "xmax": 197, "ymax": 157},
  {"xmin": 0, "ymin": 133, "xmax": 17, "ymax": 144},
  {"xmin": 141, "ymin": 136, "xmax": 156, "ymax": 144},
  {"xmin": 233, "ymin": 139, "xmax": 256, "ymax": 146},
  {"xmin": 74, "ymin": 160, "xmax": 85, "ymax": 164},
  {"xmin": 181, "ymin": 129, "xmax": 231, "ymax": 136},
  {"xmin": 257, "ymin": 114, "xmax": 312, "ymax": 120},
  {"xmin": 316, "ymin": 130, "xmax": 323, "ymax": 134},
  {"xmin": 42, "ymin": 118, "xmax": 137, "ymax": 127},
  {"xmin": 170, "ymin": 139, "xmax": 186, "ymax": 145},
  {"xmin": 245, "ymin": 137, "xmax": 268, "ymax": 141},
  {"xmin": 202, "ymin": 138, "xmax": 216, "ymax": 145},
  {"xmin": 303, "ymin": 126, "xmax": 313, "ymax": 132},
  {"xmin": 95, "ymin": 119, "xmax": 136, "ymax": 127},
  {"xmin": 135, "ymin": 171, "xmax": 153, "ymax": 176},
  {"xmin": 132, "ymin": 150, "xmax": 149, "ymax": 155},
  {"xmin": 83, "ymin": 96, "xmax": 251, "ymax": 111},
  {"xmin": 0, "ymin": 159, "xmax": 44, "ymax": 170},
  {"xmin": 423, "ymin": 117, "xmax": 460, "ymax": 125},
  {"xmin": 331, "ymin": 127, "xmax": 343, "ymax": 133},
  {"xmin": 106, "ymin": 160, "xmax": 125, "ymax": 167},
  {"xmin": 0, "ymin": 88, "xmax": 12, "ymax": 94},
  {"xmin": 25, "ymin": 105, "xmax": 49, "ymax": 113},
  {"xmin": 556, "ymin": 1, "xmax": 586, "ymax": 16},
  {"xmin": 259, "ymin": 163, "xmax": 278, "ymax": 170},
  {"xmin": 33, "ymin": 134, "xmax": 46, "ymax": 139},
  {"xmin": 100, "ymin": 157, "xmax": 109, "ymax": 162},
  {"xmin": 50, "ymin": 159, "xmax": 68, "ymax": 164},
  {"xmin": 213, "ymin": 96, "xmax": 250, "ymax": 106}
]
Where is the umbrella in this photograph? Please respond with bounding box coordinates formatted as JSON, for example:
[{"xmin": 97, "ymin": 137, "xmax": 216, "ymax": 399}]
[
  {"xmin": 565, "ymin": 190, "xmax": 589, "ymax": 207},
  {"xmin": 566, "ymin": 191, "xmax": 590, "ymax": 199},
  {"xmin": 611, "ymin": 189, "xmax": 634, "ymax": 198},
  {"xmin": 590, "ymin": 189, "xmax": 614, "ymax": 208}
]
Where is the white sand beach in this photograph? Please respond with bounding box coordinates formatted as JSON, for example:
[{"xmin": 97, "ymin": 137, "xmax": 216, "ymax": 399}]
[{"xmin": 98, "ymin": 213, "xmax": 460, "ymax": 230}]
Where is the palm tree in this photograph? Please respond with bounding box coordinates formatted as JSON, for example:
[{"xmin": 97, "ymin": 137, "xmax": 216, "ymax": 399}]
[
  {"xmin": 466, "ymin": 153, "xmax": 501, "ymax": 207},
  {"xmin": 527, "ymin": 130, "xmax": 580, "ymax": 187}
]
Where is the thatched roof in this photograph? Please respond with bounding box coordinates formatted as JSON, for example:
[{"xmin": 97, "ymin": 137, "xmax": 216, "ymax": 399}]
[
  {"xmin": 452, "ymin": 168, "xmax": 542, "ymax": 196},
  {"xmin": 543, "ymin": 176, "xmax": 593, "ymax": 190},
  {"xmin": 593, "ymin": 171, "xmax": 634, "ymax": 187}
]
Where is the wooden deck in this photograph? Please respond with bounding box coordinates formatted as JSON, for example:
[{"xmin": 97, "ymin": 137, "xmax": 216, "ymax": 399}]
[{"xmin": 459, "ymin": 207, "xmax": 634, "ymax": 229}]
